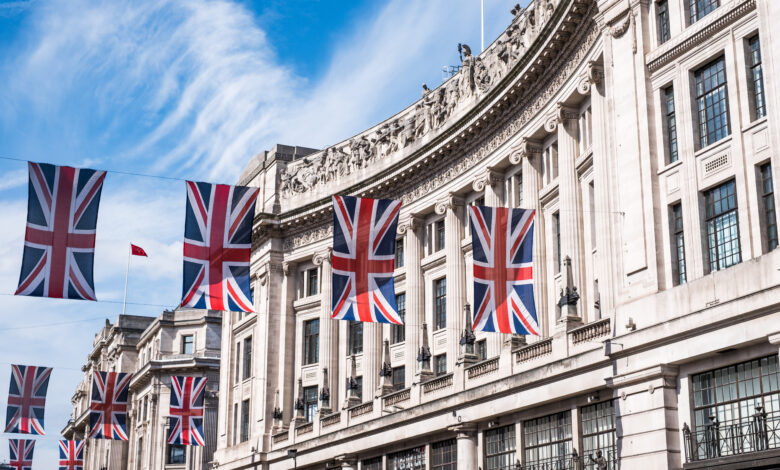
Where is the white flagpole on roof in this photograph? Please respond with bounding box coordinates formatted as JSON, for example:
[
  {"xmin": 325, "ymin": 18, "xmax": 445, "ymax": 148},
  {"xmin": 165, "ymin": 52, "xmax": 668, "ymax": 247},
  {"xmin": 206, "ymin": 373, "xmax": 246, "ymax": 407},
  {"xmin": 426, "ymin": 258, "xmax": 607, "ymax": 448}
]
[
  {"xmin": 122, "ymin": 244, "xmax": 131, "ymax": 315},
  {"xmin": 481, "ymin": 0, "xmax": 485, "ymax": 52}
]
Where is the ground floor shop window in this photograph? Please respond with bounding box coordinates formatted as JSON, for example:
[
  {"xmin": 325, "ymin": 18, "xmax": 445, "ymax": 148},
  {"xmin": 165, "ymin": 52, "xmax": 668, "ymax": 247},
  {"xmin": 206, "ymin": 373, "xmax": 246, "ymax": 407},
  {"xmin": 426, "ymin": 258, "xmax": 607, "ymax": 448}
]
[
  {"xmin": 388, "ymin": 446, "xmax": 426, "ymax": 470},
  {"xmin": 431, "ymin": 438, "xmax": 457, "ymax": 470},
  {"xmin": 581, "ymin": 400, "xmax": 617, "ymax": 469},
  {"xmin": 523, "ymin": 411, "xmax": 574, "ymax": 469},
  {"xmin": 485, "ymin": 424, "xmax": 516, "ymax": 470}
]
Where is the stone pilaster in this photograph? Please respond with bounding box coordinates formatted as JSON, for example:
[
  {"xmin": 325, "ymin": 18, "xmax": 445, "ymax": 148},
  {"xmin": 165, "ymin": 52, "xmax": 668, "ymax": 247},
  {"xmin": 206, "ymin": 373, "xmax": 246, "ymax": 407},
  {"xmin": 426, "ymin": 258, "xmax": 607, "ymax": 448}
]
[
  {"xmin": 280, "ymin": 261, "xmax": 297, "ymax": 427},
  {"xmin": 313, "ymin": 249, "xmax": 337, "ymax": 411},
  {"xmin": 376, "ymin": 339, "xmax": 394, "ymax": 397},
  {"xmin": 399, "ymin": 215, "xmax": 424, "ymax": 379},
  {"xmin": 363, "ymin": 321, "xmax": 382, "ymax": 402},
  {"xmin": 449, "ymin": 424, "xmax": 478, "ymax": 469},
  {"xmin": 435, "ymin": 193, "xmax": 465, "ymax": 372}
]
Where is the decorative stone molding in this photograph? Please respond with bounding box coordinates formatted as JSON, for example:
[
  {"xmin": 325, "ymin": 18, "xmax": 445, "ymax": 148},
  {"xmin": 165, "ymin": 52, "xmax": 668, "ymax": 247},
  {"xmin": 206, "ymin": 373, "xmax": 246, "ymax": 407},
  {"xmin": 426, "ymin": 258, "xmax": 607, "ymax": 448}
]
[
  {"xmin": 434, "ymin": 193, "xmax": 465, "ymax": 215},
  {"xmin": 472, "ymin": 167, "xmax": 504, "ymax": 192},
  {"xmin": 312, "ymin": 248, "xmax": 332, "ymax": 266},
  {"xmin": 509, "ymin": 138, "xmax": 543, "ymax": 165},
  {"xmin": 282, "ymin": 225, "xmax": 333, "ymax": 251},
  {"xmin": 577, "ymin": 60, "xmax": 603, "ymax": 94},
  {"xmin": 282, "ymin": 262, "xmax": 294, "ymax": 277},
  {"xmin": 544, "ymin": 103, "xmax": 578, "ymax": 132},
  {"xmin": 397, "ymin": 214, "xmax": 424, "ymax": 235}
]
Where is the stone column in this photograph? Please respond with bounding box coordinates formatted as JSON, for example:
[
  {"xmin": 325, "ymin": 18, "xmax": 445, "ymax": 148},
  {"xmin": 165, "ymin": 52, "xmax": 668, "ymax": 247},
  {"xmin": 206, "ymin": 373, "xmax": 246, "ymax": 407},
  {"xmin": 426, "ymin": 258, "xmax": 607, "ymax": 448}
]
[
  {"xmin": 548, "ymin": 103, "xmax": 584, "ymax": 328},
  {"xmin": 510, "ymin": 139, "xmax": 546, "ymax": 337},
  {"xmin": 398, "ymin": 215, "xmax": 424, "ymax": 379},
  {"xmin": 435, "ymin": 193, "xmax": 465, "ymax": 372},
  {"xmin": 363, "ymin": 322, "xmax": 382, "ymax": 402},
  {"xmin": 450, "ymin": 424, "xmax": 478, "ymax": 469},
  {"xmin": 280, "ymin": 261, "xmax": 297, "ymax": 426},
  {"xmin": 335, "ymin": 454, "xmax": 357, "ymax": 470},
  {"xmin": 313, "ymin": 249, "xmax": 337, "ymax": 412}
]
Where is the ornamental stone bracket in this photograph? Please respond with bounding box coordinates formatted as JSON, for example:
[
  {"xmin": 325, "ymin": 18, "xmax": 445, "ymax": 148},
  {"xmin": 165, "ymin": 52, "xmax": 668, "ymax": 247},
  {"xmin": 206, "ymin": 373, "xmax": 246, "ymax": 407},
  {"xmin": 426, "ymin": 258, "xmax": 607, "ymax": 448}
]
[
  {"xmin": 397, "ymin": 214, "xmax": 424, "ymax": 235},
  {"xmin": 544, "ymin": 103, "xmax": 579, "ymax": 132},
  {"xmin": 472, "ymin": 167, "xmax": 504, "ymax": 192},
  {"xmin": 577, "ymin": 60, "xmax": 603, "ymax": 95},
  {"xmin": 312, "ymin": 248, "xmax": 332, "ymax": 266},
  {"xmin": 509, "ymin": 137, "xmax": 543, "ymax": 165},
  {"xmin": 434, "ymin": 193, "xmax": 465, "ymax": 215}
]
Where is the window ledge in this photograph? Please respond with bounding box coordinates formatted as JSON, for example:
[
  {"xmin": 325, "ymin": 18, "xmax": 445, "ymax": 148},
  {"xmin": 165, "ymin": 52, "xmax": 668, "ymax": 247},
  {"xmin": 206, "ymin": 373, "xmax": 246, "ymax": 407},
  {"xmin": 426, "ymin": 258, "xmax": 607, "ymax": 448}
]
[
  {"xmin": 421, "ymin": 251, "xmax": 446, "ymax": 270},
  {"xmin": 694, "ymin": 136, "xmax": 732, "ymax": 159},
  {"xmin": 741, "ymin": 115, "xmax": 768, "ymax": 133},
  {"xmin": 657, "ymin": 159, "xmax": 684, "ymax": 177},
  {"xmin": 293, "ymin": 295, "xmax": 321, "ymax": 310}
]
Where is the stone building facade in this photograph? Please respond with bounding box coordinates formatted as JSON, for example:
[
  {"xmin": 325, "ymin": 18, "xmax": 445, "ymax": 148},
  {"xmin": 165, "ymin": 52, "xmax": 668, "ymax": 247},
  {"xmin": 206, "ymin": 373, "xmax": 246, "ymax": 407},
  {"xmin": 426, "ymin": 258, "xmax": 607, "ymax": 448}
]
[
  {"xmin": 62, "ymin": 309, "xmax": 221, "ymax": 470},
  {"xmin": 212, "ymin": 0, "xmax": 780, "ymax": 469}
]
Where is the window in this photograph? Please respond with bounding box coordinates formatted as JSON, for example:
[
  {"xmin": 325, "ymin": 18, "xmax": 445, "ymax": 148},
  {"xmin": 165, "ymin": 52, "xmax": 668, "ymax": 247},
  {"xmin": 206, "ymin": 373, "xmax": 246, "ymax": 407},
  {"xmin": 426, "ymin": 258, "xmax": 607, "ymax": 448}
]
[
  {"xmin": 363, "ymin": 457, "xmax": 383, "ymax": 470},
  {"xmin": 657, "ymin": 0, "xmax": 671, "ymax": 43},
  {"xmin": 242, "ymin": 336, "xmax": 252, "ymax": 380},
  {"xmin": 434, "ymin": 354, "xmax": 447, "ymax": 377},
  {"xmin": 348, "ymin": 321, "xmax": 363, "ymax": 355},
  {"xmin": 664, "ymin": 86, "xmax": 679, "ymax": 163},
  {"xmin": 392, "ymin": 293, "xmax": 406, "ymax": 344},
  {"xmin": 354, "ymin": 376, "xmax": 363, "ymax": 402},
  {"xmin": 142, "ymin": 396, "xmax": 148, "ymax": 422},
  {"xmin": 760, "ymin": 163, "xmax": 778, "ymax": 251},
  {"xmin": 688, "ymin": 0, "xmax": 718, "ymax": 24},
  {"xmin": 544, "ymin": 141, "xmax": 559, "ymax": 185},
  {"xmin": 514, "ymin": 173, "xmax": 524, "ymax": 207},
  {"xmin": 303, "ymin": 319, "xmax": 319, "ymax": 365},
  {"xmin": 485, "ymin": 424, "xmax": 516, "ymax": 470},
  {"xmin": 671, "ymin": 203, "xmax": 687, "ymax": 285},
  {"xmin": 240, "ymin": 399, "xmax": 250, "ymax": 442},
  {"xmin": 395, "ymin": 238, "xmax": 405, "ymax": 268},
  {"xmin": 388, "ymin": 446, "xmax": 426, "ymax": 470},
  {"xmin": 136, "ymin": 437, "xmax": 143, "ymax": 470},
  {"xmin": 435, "ymin": 220, "xmax": 446, "ymax": 252},
  {"xmin": 582, "ymin": 401, "xmax": 617, "ymax": 470},
  {"xmin": 704, "ymin": 180, "xmax": 741, "ymax": 271},
  {"xmin": 181, "ymin": 335, "xmax": 194, "ymax": 355},
  {"xmin": 554, "ymin": 212, "xmax": 561, "ymax": 273},
  {"xmin": 392, "ymin": 366, "xmax": 406, "ymax": 391},
  {"xmin": 232, "ymin": 403, "xmax": 238, "ymax": 446},
  {"xmin": 524, "ymin": 411, "xmax": 574, "ymax": 469},
  {"xmin": 434, "ymin": 278, "xmax": 447, "ymax": 330},
  {"xmin": 234, "ymin": 342, "xmax": 241, "ymax": 384},
  {"xmin": 307, "ymin": 268, "xmax": 319, "ymax": 297},
  {"xmin": 303, "ymin": 386, "xmax": 318, "ymax": 422},
  {"xmin": 167, "ymin": 444, "xmax": 186, "ymax": 464},
  {"xmin": 431, "ymin": 439, "xmax": 457, "ymax": 470},
  {"xmin": 749, "ymin": 35, "xmax": 767, "ymax": 120},
  {"xmin": 689, "ymin": 355, "xmax": 780, "ymax": 459},
  {"xmin": 695, "ymin": 57, "xmax": 730, "ymax": 148},
  {"xmin": 476, "ymin": 339, "xmax": 488, "ymax": 361},
  {"xmin": 578, "ymin": 105, "xmax": 592, "ymax": 153}
]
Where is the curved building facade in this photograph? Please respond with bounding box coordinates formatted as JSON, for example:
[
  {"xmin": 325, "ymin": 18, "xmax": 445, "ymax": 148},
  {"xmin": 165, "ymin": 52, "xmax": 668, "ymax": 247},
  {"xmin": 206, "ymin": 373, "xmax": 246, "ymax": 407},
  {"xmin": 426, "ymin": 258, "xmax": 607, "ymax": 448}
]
[{"xmin": 214, "ymin": 0, "xmax": 780, "ymax": 468}]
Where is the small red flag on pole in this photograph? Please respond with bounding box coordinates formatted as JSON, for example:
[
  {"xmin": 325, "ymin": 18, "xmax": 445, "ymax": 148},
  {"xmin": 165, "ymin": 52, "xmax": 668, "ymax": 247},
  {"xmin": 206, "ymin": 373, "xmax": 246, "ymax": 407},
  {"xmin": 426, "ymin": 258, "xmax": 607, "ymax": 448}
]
[
  {"xmin": 123, "ymin": 243, "xmax": 148, "ymax": 315},
  {"xmin": 130, "ymin": 244, "xmax": 148, "ymax": 257}
]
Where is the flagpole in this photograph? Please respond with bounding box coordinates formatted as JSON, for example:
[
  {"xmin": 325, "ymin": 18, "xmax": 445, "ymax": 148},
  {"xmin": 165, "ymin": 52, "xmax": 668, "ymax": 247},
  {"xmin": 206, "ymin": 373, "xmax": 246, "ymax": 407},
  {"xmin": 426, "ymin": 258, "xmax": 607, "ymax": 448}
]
[
  {"xmin": 122, "ymin": 244, "xmax": 131, "ymax": 315},
  {"xmin": 481, "ymin": 0, "xmax": 485, "ymax": 52}
]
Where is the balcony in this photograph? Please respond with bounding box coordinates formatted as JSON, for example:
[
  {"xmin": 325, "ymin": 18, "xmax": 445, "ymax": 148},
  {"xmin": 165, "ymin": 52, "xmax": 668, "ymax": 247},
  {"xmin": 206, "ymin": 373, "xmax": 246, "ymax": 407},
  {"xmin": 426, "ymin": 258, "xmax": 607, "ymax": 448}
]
[{"xmin": 683, "ymin": 408, "xmax": 780, "ymax": 469}]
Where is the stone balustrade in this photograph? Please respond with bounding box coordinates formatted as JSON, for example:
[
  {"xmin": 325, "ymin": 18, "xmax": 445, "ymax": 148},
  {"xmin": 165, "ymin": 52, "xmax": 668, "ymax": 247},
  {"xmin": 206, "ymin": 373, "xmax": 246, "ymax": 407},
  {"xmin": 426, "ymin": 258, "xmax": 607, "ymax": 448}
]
[
  {"xmin": 272, "ymin": 431, "xmax": 289, "ymax": 444},
  {"xmin": 466, "ymin": 357, "xmax": 500, "ymax": 379},
  {"xmin": 383, "ymin": 388, "xmax": 411, "ymax": 408},
  {"xmin": 515, "ymin": 338, "xmax": 553, "ymax": 363},
  {"xmin": 296, "ymin": 422, "xmax": 313, "ymax": 436},
  {"xmin": 349, "ymin": 402, "xmax": 374, "ymax": 418},
  {"xmin": 569, "ymin": 318, "xmax": 611, "ymax": 344},
  {"xmin": 321, "ymin": 412, "xmax": 341, "ymax": 428},
  {"xmin": 423, "ymin": 373, "xmax": 454, "ymax": 394}
]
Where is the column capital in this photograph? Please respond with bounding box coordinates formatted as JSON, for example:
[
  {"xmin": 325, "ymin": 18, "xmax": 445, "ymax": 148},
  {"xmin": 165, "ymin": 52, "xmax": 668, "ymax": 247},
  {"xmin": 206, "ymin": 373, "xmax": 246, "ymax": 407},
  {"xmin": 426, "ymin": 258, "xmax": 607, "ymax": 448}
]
[
  {"xmin": 312, "ymin": 248, "xmax": 332, "ymax": 266},
  {"xmin": 397, "ymin": 214, "xmax": 425, "ymax": 235},
  {"xmin": 448, "ymin": 422, "xmax": 479, "ymax": 437},
  {"xmin": 435, "ymin": 193, "xmax": 465, "ymax": 215},
  {"xmin": 768, "ymin": 332, "xmax": 780, "ymax": 345},
  {"xmin": 544, "ymin": 103, "xmax": 579, "ymax": 132},
  {"xmin": 509, "ymin": 137, "xmax": 543, "ymax": 165},
  {"xmin": 578, "ymin": 60, "xmax": 604, "ymax": 95},
  {"xmin": 282, "ymin": 261, "xmax": 296, "ymax": 277},
  {"xmin": 472, "ymin": 167, "xmax": 504, "ymax": 192}
]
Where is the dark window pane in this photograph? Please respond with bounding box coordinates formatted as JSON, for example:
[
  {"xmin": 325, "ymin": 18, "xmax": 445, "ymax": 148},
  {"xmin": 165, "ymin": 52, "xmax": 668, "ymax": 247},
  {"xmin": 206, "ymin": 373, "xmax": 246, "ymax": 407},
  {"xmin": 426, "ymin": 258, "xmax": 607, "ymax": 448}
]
[
  {"xmin": 704, "ymin": 180, "xmax": 741, "ymax": 271},
  {"xmin": 392, "ymin": 293, "xmax": 406, "ymax": 344},
  {"xmin": 243, "ymin": 337, "xmax": 252, "ymax": 380},
  {"xmin": 524, "ymin": 412, "xmax": 573, "ymax": 470},
  {"xmin": 749, "ymin": 36, "xmax": 767, "ymax": 119},
  {"xmin": 392, "ymin": 366, "xmax": 406, "ymax": 391},
  {"xmin": 240, "ymin": 399, "xmax": 250, "ymax": 442},
  {"xmin": 689, "ymin": 0, "xmax": 719, "ymax": 24},
  {"xmin": 671, "ymin": 203, "xmax": 687, "ymax": 285},
  {"xmin": 664, "ymin": 87, "xmax": 679, "ymax": 163},
  {"xmin": 303, "ymin": 319, "xmax": 319, "ymax": 365},
  {"xmin": 349, "ymin": 321, "xmax": 363, "ymax": 355},
  {"xmin": 303, "ymin": 386, "xmax": 318, "ymax": 422},
  {"xmin": 695, "ymin": 57, "xmax": 730, "ymax": 148},
  {"xmin": 167, "ymin": 444, "xmax": 186, "ymax": 464},
  {"xmin": 395, "ymin": 238, "xmax": 405, "ymax": 268},
  {"xmin": 760, "ymin": 163, "xmax": 778, "ymax": 251},
  {"xmin": 582, "ymin": 401, "xmax": 617, "ymax": 470},
  {"xmin": 431, "ymin": 439, "xmax": 457, "ymax": 470},
  {"xmin": 658, "ymin": 0, "xmax": 671, "ymax": 43},
  {"xmin": 485, "ymin": 424, "xmax": 516, "ymax": 470},
  {"xmin": 435, "ymin": 278, "xmax": 447, "ymax": 330}
]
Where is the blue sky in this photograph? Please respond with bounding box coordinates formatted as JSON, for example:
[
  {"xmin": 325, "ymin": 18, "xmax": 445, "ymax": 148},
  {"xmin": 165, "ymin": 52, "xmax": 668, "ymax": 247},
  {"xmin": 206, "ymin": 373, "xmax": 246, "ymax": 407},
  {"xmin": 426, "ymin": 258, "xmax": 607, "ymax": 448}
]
[{"xmin": 0, "ymin": 0, "xmax": 525, "ymax": 464}]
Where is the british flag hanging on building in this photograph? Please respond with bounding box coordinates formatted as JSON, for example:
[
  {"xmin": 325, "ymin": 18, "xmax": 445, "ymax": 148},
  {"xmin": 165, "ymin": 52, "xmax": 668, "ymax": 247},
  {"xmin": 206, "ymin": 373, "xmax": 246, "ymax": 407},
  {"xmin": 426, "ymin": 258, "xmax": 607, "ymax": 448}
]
[
  {"xmin": 8, "ymin": 439, "xmax": 35, "ymax": 470},
  {"xmin": 167, "ymin": 376, "xmax": 207, "ymax": 446},
  {"xmin": 88, "ymin": 371, "xmax": 132, "ymax": 441},
  {"xmin": 4, "ymin": 364, "xmax": 52, "ymax": 435},
  {"xmin": 181, "ymin": 181, "xmax": 259, "ymax": 312},
  {"xmin": 58, "ymin": 440, "xmax": 84, "ymax": 470},
  {"xmin": 15, "ymin": 162, "xmax": 106, "ymax": 300},
  {"xmin": 331, "ymin": 195, "xmax": 403, "ymax": 324},
  {"xmin": 469, "ymin": 206, "xmax": 539, "ymax": 335}
]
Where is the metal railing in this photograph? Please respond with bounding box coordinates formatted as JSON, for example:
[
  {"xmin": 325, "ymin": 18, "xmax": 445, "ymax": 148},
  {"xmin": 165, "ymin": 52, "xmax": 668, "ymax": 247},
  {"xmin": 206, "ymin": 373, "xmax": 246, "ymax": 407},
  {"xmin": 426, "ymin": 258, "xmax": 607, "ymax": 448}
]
[{"xmin": 683, "ymin": 407, "xmax": 780, "ymax": 462}]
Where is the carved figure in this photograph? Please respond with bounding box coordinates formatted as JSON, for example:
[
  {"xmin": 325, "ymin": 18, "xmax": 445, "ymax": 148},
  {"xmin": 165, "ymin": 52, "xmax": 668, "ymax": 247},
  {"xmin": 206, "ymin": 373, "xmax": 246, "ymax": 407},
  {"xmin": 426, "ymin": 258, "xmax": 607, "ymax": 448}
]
[
  {"xmin": 589, "ymin": 450, "xmax": 608, "ymax": 470},
  {"xmin": 459, "ymin": 43, "xmax": 477, "ymax": 99}
]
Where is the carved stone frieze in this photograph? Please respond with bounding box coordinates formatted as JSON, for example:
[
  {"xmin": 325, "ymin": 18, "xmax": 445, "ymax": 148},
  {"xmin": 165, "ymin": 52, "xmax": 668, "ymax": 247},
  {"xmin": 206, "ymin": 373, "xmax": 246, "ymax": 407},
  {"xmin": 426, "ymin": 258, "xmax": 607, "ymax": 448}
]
[{"xmin": 282, "ymin": 225, "xmax": 333, "ymax": 251}]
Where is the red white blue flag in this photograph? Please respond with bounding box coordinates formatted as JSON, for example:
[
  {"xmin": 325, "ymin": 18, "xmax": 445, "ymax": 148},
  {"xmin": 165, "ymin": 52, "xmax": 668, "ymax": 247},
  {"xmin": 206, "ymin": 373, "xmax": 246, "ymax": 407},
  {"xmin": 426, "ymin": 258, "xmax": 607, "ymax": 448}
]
[
  {"xmin": 58, "ymin": 440, "xmax": 84, "ymax": 470},
  {"xmin": 4, "ymin": 364, "xmax": 52, "ymax": 435},
  {"xmin": 15, "ymin": 162, "xmax": 106, "ymax": 300},
  {"xmin": 182, "ymin": 181, "xmax": 259, "ymax": 312},
  {"xmin": 469, "ymin": 206, "xmax": 539, "ymax": 335},
  {"xmin": 89, "ymin": 371, "xmax": 132, "ymax": 440},
  {"xmin": 8, "ymin": 439, "xmax": 35, "ymax": 470},
  {"xmin": 331, "ymin": 195, "xmax": 403, "ymax": 324},
  {"xmin": 168, "ymin": 376, "xmax": 207, "ymax": 446}
]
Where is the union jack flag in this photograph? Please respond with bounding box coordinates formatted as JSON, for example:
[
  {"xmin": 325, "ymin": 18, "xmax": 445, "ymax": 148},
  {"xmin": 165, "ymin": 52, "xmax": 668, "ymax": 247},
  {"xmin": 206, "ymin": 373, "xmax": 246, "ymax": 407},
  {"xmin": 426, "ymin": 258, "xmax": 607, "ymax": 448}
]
[
  {"xmin": 4, "ymin": 364, "xmax": 52, "ymax": 435},
  {"xmin": 89, "ymin": 371, "xmax": 132, "ymax": 441},
  {"xmin": 58, "ymin": 440, "xmax": 84, "ymax": 470},
  {"xmin": 15, "ymin": 162, "xmax": 106, "ymax": 300},
  {"xmin": 331, "ymin": 195, "xmax": 403, "ymax": 324},
  {"xmin": 181, "ymin": 181, "xmax": 259, "ymax": 312},
  {"xmin": 8, "ymin": 439, "xmax": 35, "ymax": 470},
  {"xmin": 168, "ymin": 376, "xmax": 207, "ymax": 446},
  {"xmin": 469, "ymin": 206, "xmax": 539, "ymax": 335}
]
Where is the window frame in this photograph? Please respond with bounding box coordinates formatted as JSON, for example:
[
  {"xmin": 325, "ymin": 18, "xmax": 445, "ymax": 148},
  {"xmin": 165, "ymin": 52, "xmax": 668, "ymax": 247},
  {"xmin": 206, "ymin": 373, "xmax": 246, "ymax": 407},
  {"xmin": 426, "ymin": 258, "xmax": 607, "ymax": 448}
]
[
  {"xmin": 657, "ymin": 0, "xmax": 671, "ymax": 44},
  {"xmin": 166, "ymin": 443, "xmax": 186, "ymax": 465},
  {"xmin": 484, "ymin": 424, "xmax": 516, "ymax": 470},
  {"xmin": 581, "ymin": 400, "xmax": 617, "ymax": 470},
  {"xmin": 395, "ymin": 237, "xmax": 405, "ymax": 268},
  {"xmin": 522, "ymin": 411, "xmax": 574, "ymax": 470},
  {"xmin": 434, "ymin": 353, "xmax": 447, "ymax": 377},
  {"xmin": 663, "ymin": 85, "xmax": 679, "ymax": 164},
  {"xmin": 303, "ymin": 385, "xmax": 318, "ymax": 422},
  {"xmin": 240, "ymin": 399, "xmax": 250, "ymax": 443},
  {"xmin": 392, "ymin": 292, "xmax": 406, "ymax": 344},
  {"xmin": 688, "ymin": 0, "xmax": 719, "ymax": 25},
  {"xmin": 435, "ymin": 219, "xmax": 446, "ymax": 252},
  {"xmin": 303, "ymin": 319, "xmax": 319, "ymax": 365},
  {"xmin": 348, "ymin": 321, "xmax": 364, "ymax": 355},
  {"xmin": 748, "ymin": 35, "xmax": 767, "ymax": 121},
  {"xmin": 242, "ymin": 336, "xmax": 253, "ymax": 380},
  {"xmin": 181, "ymin": 334, "xmax": 194, "ymax": 355},
  {"xmin": 694, "ymin": 56, "xmax": 730, "ymax": 149},
  {"xmin": 759, "ymin": 163, "xmax": 778, "ymax": 252},
  {"xmin": 703, "ymin": 180, "xmax": 741, "ymax": 272},
  {"xmin": 434, "ymin": 277, "xmax": 447, "ymax": 330},
  {"xmin": 670, "ymin": 203, "xmax": 687, "ymax": 285},
  {"xmin": 392, "ymin": 366, "xmax": 406, "ymax": 391},
  {"xmin": 431, "ymin": 438, "xmax": 457, "ymax": 470}
]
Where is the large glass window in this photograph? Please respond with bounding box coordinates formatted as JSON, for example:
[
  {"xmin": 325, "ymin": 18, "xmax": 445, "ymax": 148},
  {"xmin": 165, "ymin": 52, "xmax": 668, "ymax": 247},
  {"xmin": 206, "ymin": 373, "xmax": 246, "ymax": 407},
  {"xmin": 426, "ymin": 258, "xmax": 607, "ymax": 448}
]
[
  {"xmin": 524, "ymin": 411, "xmax": 574, "ymax": 469},
  {"xmin": 392, "ymin": 293, "xmax": 406, "ymax": 344},
  {"xmin": 240, "ymin": 399, "xmax": 250, "ymax": 443},
  {"xmin": 307, "ymin": 268, "xmax": 319, "ymax": 297},
  {"xmin": 476, "ymin": 339, "xmax": 488, "ymax": 361},
  {"xmin": 396, "ymin": 238, "xmax": 405, "ymax": 268},
  {"xmin": 243, "ymin": 336, "xmax": 252, "ymax": 380},
  {"xmin": 664, "ymin": 86, "xmax": 679, "ymax": 163},
  {"xmin": 704, "ymin": 180, "xmax": 741, "ymax": 271},
  {"xmin": 689, "ymin": 355, "xmax": 780, "ymax": 459},
  {"xmin": 436, "ymin": 220, "xmax": 446, "ymax": 252},
  {"xmin": 688, "ymin": 0, "xmax": 719, "ymax": 24},
  {"xmin": 749, "ymin": 35, "xmax": 767, "ymax": 120},
  {"xmin": 485, "ymin": 424, "xmax": 516, "ymax": 470},
  {"xmin": 431, "ymin": 439, "xmax": 457, "ymax": 470},
  {"xmin": 348, "ymin": 321, "xmax": 363, "ymax": 355},
  {"xmin": 582, "ymin": 401, "xmax": 617, "ymax": 470},
  {"xmin": 435, "ymin": 278, "xmax": 447, "ymax": 330},
  {"xmin": 362, "ymin": 457, "xmax": 383, "ymax": 470},
  {"xmin": 303, "ymin": 319, "xmax": 319, "ymax": 365},
  {"xmin": 167, "ymin": 444, "xmax": 186, "ymax": 464},
  {"xmin": 303, "ymin": 386, "xmax": 318, "ymax": 423},
  {"xmin": 554, "ymin": 212, "xmax": 561, "ymax": 274},
  {"xmin": 234, "ymin": 342, "xmax": 240, "ymax": 384},
  {"xmin": 354, "ymin": 376, "xmax": 363, "ymax": 402},
  {"xmin": 657, "ymin": 0, "xmax": 671, "ymax": 44},
  {"xmin": 671, "ymin": 203, "xmax": 687, "ymax": 285},
  {"xmin": 695, "ymin": 57, "xmax": 730, "ymax": 148},
  {"xmin": 232, "ymin": 403, "xmax": 238, "ymax": 445},
  {"xmin": 181, "ymin": 335, "xmax": 194, "ymax": 355},
  {"xmin": 388, "ymin": 446, "xmax": 426, "ymax": 470},
  {"xmin": 434, "ymin": 354, "xmax": 447, "ymax": 377},
  {"xmin": 392, "ymin": 366, "xmax": 406, "ymax": 391},
  {"xmin": 544, "ymin": 141, "xmax": 559, "ymax": 185},
  {"xmin": 760, "ymin": 163, "xmax": 778, "ymax": 251}
]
